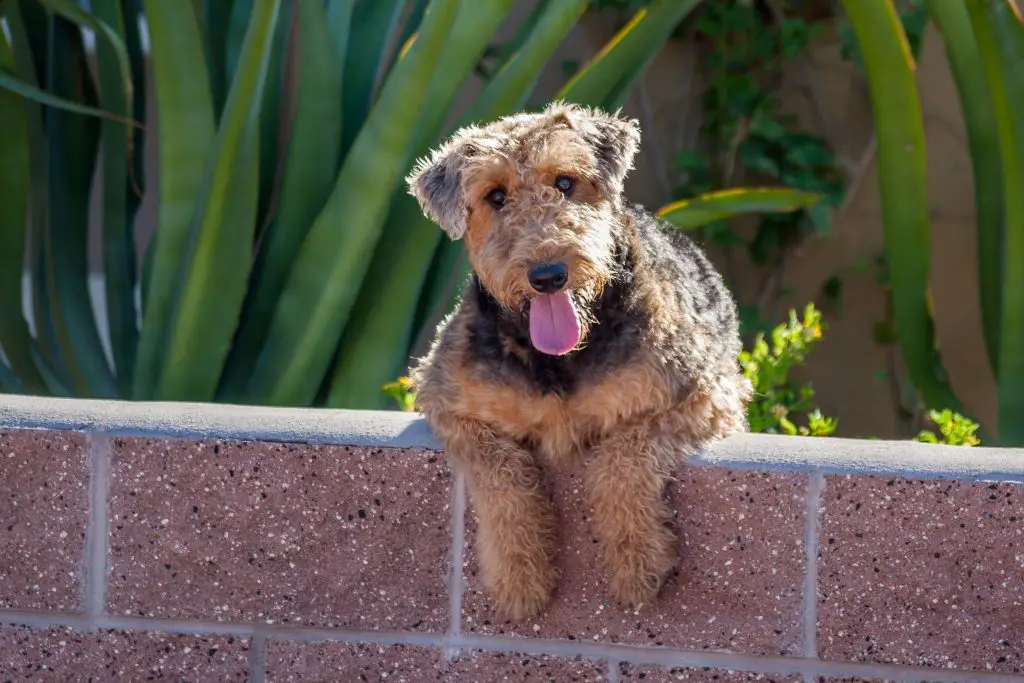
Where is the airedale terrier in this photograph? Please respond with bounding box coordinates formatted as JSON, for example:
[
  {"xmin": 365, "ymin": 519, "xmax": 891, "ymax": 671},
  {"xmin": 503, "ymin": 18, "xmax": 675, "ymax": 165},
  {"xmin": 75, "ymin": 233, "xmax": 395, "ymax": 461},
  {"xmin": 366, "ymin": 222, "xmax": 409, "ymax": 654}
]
[{"xmin": 406, "ymin": 102, "xmax": 751, "ymax": 621}]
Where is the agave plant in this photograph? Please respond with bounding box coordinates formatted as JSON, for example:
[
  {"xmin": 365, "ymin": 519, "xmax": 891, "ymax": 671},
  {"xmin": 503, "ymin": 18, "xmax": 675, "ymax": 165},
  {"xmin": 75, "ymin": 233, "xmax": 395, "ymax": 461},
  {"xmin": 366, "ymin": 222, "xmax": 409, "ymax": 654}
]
[
  {"xmin": 837, "ymin": 0, "xmax": 1024, "ymax": 445},
  {"xmin": 0, "ymin": 0, "xmax": 707, "ymax": 409}
]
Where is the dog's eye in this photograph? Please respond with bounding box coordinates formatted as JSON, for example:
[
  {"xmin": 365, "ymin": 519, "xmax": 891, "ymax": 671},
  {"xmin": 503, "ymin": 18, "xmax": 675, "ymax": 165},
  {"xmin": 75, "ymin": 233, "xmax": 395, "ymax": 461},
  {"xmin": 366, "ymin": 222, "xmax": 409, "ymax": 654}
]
[
  {"xmin": 485, "ymin": 187, "xmax": 507, "ymax": 209},
  {"xmin": 555, "ymin": 175, "xmax": 575, "ymax": 195}
]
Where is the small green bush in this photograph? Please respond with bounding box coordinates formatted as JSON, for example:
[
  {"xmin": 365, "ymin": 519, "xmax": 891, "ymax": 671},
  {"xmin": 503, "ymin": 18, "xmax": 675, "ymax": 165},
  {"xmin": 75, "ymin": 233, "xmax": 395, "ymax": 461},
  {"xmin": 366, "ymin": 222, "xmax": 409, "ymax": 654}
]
[
  {"xmin": 913, "ymin": 409, "xmax": 982, "ymax": 447},
  {"xmin": 739, "ymin": 303, "xmax": 838, "ymax": 437},
  {"xmin": 382, "ymin": 376, "xmax": 417, "ymax": 413}
]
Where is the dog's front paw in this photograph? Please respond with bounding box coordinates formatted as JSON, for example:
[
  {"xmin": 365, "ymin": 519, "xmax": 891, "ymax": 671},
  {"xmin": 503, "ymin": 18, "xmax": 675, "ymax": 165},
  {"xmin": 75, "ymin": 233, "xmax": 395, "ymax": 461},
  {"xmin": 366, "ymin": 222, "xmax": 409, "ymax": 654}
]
[
  {"xmin": 605, "ymin": 527, "xmax": 677, "ymax": 609},
  {"xmin": 485, "ymin": 553, "xmax": 559, "ymax": 622}
]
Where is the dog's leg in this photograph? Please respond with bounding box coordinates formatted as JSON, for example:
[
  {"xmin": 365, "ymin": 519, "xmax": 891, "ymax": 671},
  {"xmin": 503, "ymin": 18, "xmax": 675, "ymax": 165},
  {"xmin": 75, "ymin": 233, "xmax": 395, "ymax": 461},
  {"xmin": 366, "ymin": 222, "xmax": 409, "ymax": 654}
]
[
  {"xmin": 585, "ymin": 423, "xmax": 679, "ymax": 608},
  {"xmin": 445, "ymin": 419, "xmax": 559, "ymax": 621}
]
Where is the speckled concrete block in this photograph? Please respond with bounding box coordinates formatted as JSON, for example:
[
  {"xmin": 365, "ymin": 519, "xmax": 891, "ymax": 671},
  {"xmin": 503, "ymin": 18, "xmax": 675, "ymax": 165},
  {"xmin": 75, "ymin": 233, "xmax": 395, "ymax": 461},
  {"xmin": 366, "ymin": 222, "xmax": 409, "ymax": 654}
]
[
  {"xmin": 0, "ymin": 430, "xmax": 89, "ymax": 612},
  {"xmin": 461, "ymin": 467, "xmax": 807, "ymax": 655},
  {"xmin": 811, "ymin": 679, "xmax": 942, "ymax": 683},
  {"xmin": 0, "ymin": 625, "xmax": 250, "ymax": 680},
  {"xmin": 107, "ymin": 439, "xmax": 451, "ymax": 630},
  {"xmin": 4, "ymin": 394, "xmax": 1024, "ymax": 683},
  {"xmin": 619, "ymin": 664, "xmax": 802, "ymax": 681},
  {"xmin": 446, "ymin": 649, "xmax": 607, "ymax": 681},
  {"xmin": 266, "ymin": 641, "xmax": 445, "ymax": 682},
  {"xmin": 817, "ymin": 475, "xmax": 1024, "ymax": 674},
  {"xmin": 267, "ymin": 643, "xmax": 606, "ymax": 682}
]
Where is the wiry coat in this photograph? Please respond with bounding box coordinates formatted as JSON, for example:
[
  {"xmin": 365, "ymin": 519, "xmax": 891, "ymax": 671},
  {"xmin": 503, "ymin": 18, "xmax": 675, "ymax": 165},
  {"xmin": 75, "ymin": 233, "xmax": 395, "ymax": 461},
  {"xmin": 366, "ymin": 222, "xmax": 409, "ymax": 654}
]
[{"xmin": 406, "ymin": 102, "xmax": 751, "ymax": 621}]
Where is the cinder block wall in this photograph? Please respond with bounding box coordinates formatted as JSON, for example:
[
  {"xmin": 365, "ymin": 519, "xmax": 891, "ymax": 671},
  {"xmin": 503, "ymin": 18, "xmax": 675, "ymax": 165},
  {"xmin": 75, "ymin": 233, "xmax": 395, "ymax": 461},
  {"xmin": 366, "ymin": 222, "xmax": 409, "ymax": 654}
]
[{"xmin": 1, "ymin": 396, "xmax": 1022, "ymax": 682}]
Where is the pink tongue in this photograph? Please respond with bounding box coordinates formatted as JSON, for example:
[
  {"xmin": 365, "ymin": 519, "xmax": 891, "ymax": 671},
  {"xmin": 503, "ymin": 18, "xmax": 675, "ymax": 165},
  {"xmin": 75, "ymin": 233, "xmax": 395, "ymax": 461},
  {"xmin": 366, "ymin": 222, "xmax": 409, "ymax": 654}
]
[{"xmin": 529, "ymin": 290, "xmax": 581, "ymax": 356}]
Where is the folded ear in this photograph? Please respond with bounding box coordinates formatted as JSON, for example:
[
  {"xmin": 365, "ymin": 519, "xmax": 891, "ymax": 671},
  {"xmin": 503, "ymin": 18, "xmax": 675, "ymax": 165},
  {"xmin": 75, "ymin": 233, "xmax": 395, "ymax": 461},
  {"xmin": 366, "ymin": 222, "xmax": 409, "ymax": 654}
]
[
  {"xmin": 406, "ymin": 139, "xmax": 468, "ymax": 240},
  {"xmin": 556, "ymin": 103, "xmax": 641, "ymax": 198}
]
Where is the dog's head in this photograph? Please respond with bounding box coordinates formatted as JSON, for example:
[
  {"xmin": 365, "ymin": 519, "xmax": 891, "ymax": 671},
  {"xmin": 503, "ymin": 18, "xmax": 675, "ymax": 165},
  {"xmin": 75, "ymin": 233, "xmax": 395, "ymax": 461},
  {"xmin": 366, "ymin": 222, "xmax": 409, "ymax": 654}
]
[{"xmin": 406, "ymin": 102, "xmax": 641, "ymax": 356}]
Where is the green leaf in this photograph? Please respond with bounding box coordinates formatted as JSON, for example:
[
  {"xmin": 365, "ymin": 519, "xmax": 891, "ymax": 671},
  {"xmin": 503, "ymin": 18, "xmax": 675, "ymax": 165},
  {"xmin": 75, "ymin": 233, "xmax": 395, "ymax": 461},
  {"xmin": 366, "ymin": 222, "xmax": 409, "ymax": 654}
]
[
  {"xmin": 14, "ymin": 0, "xmax": 50, "ymax": 83},
  {"xmin": 155, "ymin": 0, "xmax": 282, "ymax": 402},
  {"xmin": 43, "ymin": 14, "xmax": 119, "ymax": 398},
  {"xmin": 839, "ymin": 0, "xmax": 965, "ymax": 417},
  {"xmin": 225, "ymin": 0, "xmax": 252, "ymax": 96},
  {"xmin": 91, "ymin": 0, "xmax": 138, "ymax": 396},
  {"xmin": 705, "ymin": 222, "xmax": 746, "ymax": 247},
  {"xmin": 254, "ymin": 4, "xmax": 290, "ymax": 226},
  {"xmin": 6, "ymin": 0, "xmax": 66, "ymax": 388},
  {"xmin": 749, "ymin": 117, "xmax": 788, "ymax": 142},
  {"xmin": 783, "ymin": 137, "xmax": 837, "ymax": 168},
  {"xmin": 221, "ymin": 0, "xmax": 290, "ymax": 222},
  {"xmin": 203, "ymin": 0, "xmax": 236, "ymax": 115},
  {"xmin": 124, "ymin": 0, "xmax": 147, "ymax": 289},
  {"xmin": 127, "ymin": 4, "xmax": 149, "ymax": 322},
  {"xmin": 246, "ymin": 0, "xmax": 460, "ymax": 407},
  {"xmin": 0, "ymin": 355, "xmax": 28, "ymax": 394},
  {"xmin": 0, "ymin": 23, "xmax": 47, "ymax": 395},
  {"xmin": 133, "ymin": 0, "xmax": 217, "ymax": 400},
  {"xmin": 674, "ymin": 150, "xmax": 710, "ymax": 171},
  {"xmin": 325, "ymin": 0, "xmax": 519, "ymax": 409},
  {"xmin": 462, "ymin": 0, "xmax": 588, "ymax": 124},
  {"xmin": 219, "ymin": 0, "xmax": 345, "ymax": 399},
  {"xmin": 339, "ymin": 0, "xmax": 409, "ymax": 159},
  {"xmin": 872, "ymin": 321, "xmax": 897, "ymax": 346},
  {"xmin": 966, "ymin": 0, "xmax": 1024, "ymax": 446},
  {"xmin": 0, "ymin": 70, "xmax": 136, "ymax": 124},
  {"xmin": 807, "ymin": 201, "xmax": 831, "ymax": 236},
  {"xmin": 35, "ymin": 0, "xmax": 133, "ymax": 118},
  {"xmin": 739, "ymin": 139, "xmax": 781, "ymax": 177},
  {"xmin": 395, "ymin": 0, "xmax": 431, "ymax": 49},
  {"xmin": 557, "ymin": 0, "xmax": 701, "ymax": 108},
  {"xmin": 657, "ymin": 187, "xmax": 823, "ymax": 230},
  {"xmin": 927, "ymin": 1, "xmax": 1003, "ymax": 378},
  {"xmin": 326, "ymin": 0, "xmax": 357, "ymax": 89},
  {"xmin": 485, "ymin": 0, "xmax": 554, "ymax": 76}
]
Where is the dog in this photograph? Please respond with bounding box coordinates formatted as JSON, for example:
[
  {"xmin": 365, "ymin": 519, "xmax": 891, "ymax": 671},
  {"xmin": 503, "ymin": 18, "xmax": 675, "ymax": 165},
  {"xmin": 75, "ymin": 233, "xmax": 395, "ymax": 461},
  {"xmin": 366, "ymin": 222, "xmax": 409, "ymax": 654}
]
[{"xmin": 405, "ymin": 102, "xmax": 751, "ymax": 621}]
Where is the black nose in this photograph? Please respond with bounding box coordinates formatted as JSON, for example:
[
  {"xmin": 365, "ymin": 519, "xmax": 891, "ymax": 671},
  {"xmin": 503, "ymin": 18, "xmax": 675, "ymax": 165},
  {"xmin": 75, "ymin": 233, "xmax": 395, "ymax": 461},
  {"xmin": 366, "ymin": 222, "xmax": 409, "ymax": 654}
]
[{"xmin": 528, "ymin": 262, "xmax": 568, "ymax": 294}]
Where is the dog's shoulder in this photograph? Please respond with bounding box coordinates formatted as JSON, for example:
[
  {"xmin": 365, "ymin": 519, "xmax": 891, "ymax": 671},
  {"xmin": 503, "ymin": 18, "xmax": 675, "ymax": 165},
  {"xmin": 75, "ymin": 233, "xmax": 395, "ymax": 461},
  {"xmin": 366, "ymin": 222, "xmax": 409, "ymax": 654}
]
[{"xmin": 629, "ymin": 203, "xmax": 740, "ymax": 346}]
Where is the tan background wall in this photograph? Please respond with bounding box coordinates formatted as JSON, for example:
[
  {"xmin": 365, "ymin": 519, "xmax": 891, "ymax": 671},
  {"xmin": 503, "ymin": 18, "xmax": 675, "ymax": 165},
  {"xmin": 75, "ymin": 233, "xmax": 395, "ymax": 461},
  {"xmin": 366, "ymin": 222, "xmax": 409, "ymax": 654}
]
[{"xmin": 87, "ymin": 3, "xmax": 995, "ymax": 439}]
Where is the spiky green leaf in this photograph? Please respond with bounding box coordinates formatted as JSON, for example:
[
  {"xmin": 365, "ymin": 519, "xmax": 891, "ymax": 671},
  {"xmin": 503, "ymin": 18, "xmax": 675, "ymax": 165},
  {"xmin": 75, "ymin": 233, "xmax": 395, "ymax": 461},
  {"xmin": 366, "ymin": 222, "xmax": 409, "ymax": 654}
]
[
  {"xmin": 133, "ymin": 0, "xmax": 217, "ymax": 399},
  {"xmin": 339, "ymin": 0, "xmax": 410, "ymax": 158},
  {"xmin": 966, "ymin": 0, "xmax": 1024, "ymax": 445},
  {"xmin": 657, "ymin": 187, "xmax": 823, "ymax": 230},
  {"xmin": 246, "ymin": 0, "xmax": 460, "ymax": 406},
  {"xmin": 219, "ymin": 0, "xmax": 345, "ymax": 398},
  {"xmin": 91, "ymin": 0, "xmax": 139, "ymax": 395},
  {"xmin": 557, "ymin": 0, "xmax": 700, "ymax": 108},
  {"xmin": 155, "ymin": 0, "xmax": 282, "ymax": 402},
  {"xmin": 927, "ymin": 0, "xmax": 1004, "ymax": 378},
  {"xmin": 0, "ymin": 23, "xmax": 47, "ymax": 394},
  {"xmin": 44, "ymin": 14, "xmax": 118, "ymax": 398},
  {"xmin": 839, "ymin": 0, "xmax": 965, "ymax": 416}
]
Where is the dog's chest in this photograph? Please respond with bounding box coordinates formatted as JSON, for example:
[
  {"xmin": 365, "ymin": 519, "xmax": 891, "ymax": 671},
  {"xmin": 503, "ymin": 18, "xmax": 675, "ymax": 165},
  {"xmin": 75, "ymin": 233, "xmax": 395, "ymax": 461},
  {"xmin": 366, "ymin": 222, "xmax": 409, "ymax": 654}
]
[{"xmin": 452, "ymin": 356, "xmax": 672, "ymax": 463}]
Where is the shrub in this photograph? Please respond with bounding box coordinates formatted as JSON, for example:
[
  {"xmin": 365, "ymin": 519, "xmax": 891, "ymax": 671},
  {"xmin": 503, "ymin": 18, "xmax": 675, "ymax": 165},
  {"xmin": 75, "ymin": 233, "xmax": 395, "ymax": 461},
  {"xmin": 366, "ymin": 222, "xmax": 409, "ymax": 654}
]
[{"xmin": 739, "ymin": 303, "xmax": 838, "ymax": 437}]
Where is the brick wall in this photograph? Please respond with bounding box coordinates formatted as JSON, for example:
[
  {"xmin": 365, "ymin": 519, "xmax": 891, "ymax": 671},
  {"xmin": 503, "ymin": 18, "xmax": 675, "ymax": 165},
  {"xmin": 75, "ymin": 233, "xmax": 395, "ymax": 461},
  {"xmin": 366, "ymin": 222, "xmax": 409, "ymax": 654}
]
[{"xmin": 1, "ymin": 396, "xmax": 1022, "ymax": 682}]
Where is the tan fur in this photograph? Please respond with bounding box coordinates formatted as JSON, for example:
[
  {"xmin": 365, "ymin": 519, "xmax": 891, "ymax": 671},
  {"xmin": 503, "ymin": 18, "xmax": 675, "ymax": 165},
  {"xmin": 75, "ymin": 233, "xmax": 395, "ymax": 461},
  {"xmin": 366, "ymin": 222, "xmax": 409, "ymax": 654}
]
[{"xmin": 406, "ymin": 103, "xmax": 751, "ymax": 621}]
